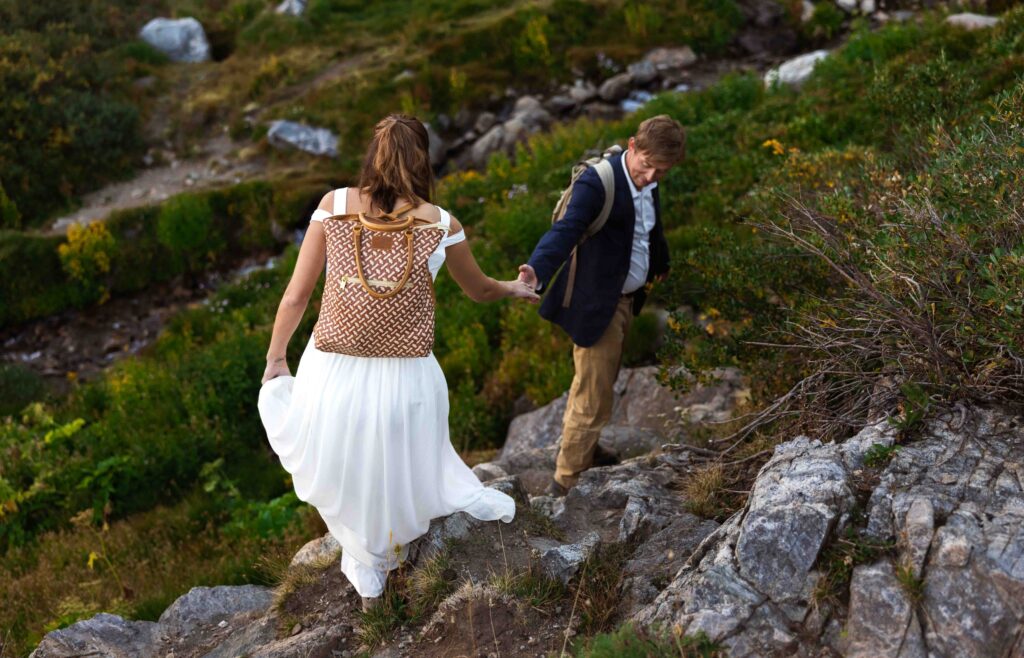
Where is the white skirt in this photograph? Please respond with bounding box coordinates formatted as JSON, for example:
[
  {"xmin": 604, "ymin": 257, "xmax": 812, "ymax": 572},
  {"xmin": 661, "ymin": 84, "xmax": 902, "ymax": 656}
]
[{"xmin": 257, "ymin": 336, "xmax": 515, "ymax": 597}]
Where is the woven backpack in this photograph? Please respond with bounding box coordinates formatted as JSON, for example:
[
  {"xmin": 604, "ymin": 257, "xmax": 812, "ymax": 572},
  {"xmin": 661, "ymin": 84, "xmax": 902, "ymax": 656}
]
[
  {"xmin": 551, "ymin": 144, "xmax": 620, "ymax": 307},
  {"xmin": 313, "ymin": 202, "xmax": 447, "ymax": 357}
]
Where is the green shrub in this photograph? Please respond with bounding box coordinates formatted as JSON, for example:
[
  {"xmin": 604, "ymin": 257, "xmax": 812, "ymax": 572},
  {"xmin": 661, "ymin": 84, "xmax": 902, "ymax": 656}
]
[
  {"xmin": 0, "ymin": 364, "xmax": 48, "ymax": 419},
  {"xmin": 58, "ymin": 222, "xmax": 118, "ymax": 304},
  {"xmin": 157, "ymin": 193, "xmax": 218, "ymax": 269},
  {"xmin": 0, "ymin": 180, "xmax": 21, "ymax": 229}
]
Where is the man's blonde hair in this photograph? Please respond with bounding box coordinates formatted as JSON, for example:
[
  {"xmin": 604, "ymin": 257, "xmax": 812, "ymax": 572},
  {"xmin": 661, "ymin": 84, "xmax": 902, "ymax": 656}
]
[{"xmin": 634, "ymin": 114, "xmax": 686, "ymax": 167}]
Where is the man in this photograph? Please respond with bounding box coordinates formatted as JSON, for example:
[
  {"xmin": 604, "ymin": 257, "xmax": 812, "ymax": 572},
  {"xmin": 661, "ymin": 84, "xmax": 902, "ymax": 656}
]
[{"xmin": 518, "ymin": 114, "xmax": 686, "ymax": 496}]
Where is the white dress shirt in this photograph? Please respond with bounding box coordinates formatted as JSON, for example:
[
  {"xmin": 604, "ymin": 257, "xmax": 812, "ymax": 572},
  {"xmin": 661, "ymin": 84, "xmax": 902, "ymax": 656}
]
[{"xmin": 620, "ymin": 150, "xmax": 658, "ymax": 294}]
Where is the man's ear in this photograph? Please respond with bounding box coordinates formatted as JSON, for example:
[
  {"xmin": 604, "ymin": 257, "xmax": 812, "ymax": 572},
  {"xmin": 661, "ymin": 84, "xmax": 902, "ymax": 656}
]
[{"xmin": 627, "ymin": 136, "xmax": 636, "ymax": 151}]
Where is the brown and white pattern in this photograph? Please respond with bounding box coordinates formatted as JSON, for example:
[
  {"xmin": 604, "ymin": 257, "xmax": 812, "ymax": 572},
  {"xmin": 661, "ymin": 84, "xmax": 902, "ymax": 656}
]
[{"xmin": 313, "ymin": 215, "xmax": 446, "ymax": 357}]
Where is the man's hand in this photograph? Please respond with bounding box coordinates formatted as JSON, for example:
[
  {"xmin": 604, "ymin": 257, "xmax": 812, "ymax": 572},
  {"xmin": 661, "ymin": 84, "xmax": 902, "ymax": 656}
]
[{"xmin": 518, "ymin": 264, "xmax": 539, "ymax": 290}]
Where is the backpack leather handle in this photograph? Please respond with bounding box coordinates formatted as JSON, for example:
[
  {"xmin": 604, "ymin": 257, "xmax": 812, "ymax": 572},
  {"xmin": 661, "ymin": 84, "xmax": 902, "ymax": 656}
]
[
  {"xmin": 352, "ymin": 225, "xmax": 415, "ymax": 299},
  {"xmin": 358, "ymin": 212, "xmax": 416, "ymax": 232}
]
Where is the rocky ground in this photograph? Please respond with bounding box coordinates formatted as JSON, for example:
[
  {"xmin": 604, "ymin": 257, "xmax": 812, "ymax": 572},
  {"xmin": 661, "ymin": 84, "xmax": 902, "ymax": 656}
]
[{"xmin": 29, "ymin": 370, "xmax": 1024, "ymax": 657}]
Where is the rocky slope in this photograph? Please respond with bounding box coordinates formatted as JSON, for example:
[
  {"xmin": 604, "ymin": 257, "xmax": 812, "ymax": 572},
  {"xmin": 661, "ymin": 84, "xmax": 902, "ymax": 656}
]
[{"xmin": 30, "ymin": 365, "xmax": 1023, "ymax": 657}]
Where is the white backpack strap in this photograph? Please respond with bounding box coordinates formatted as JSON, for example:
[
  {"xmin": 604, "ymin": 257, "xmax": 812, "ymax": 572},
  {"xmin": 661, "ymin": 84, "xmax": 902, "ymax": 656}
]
[
  {"xmin": 334, "ymin": 187, "xmax": 348, "ymax": 215},
  {"xmin": 438, "ymin": 207, "xmax": 451, "ymax": 230}
]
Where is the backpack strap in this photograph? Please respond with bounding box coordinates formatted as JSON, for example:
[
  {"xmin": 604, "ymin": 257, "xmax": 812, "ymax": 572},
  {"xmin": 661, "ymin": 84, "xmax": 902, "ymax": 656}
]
[
  {"xmin": 334, "ymin": 187, "xmax": 347, "ymax": 215},
  {"xmin": 563, "ymin": 161, "xmax": 616, "ymax": 308}
]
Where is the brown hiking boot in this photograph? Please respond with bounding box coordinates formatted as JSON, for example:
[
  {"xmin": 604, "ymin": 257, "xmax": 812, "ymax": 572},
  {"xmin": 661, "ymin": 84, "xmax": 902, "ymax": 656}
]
[{"xmin": 545, "ymin": 478, "xmax": 569, "ymax": 498}]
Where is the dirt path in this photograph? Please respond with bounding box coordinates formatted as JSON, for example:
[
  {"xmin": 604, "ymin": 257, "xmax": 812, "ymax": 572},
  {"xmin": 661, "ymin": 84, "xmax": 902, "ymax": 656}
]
[{"xmin": 45, "ymin": 134, "xmax": 267, "ymax": 236}]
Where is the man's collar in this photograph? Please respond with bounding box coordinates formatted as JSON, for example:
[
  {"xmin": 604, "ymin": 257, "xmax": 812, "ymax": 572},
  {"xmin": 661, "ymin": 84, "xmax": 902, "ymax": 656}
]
[{"xmin": 621, "ymin": 149, "xmax": 657, "ymax": 199}]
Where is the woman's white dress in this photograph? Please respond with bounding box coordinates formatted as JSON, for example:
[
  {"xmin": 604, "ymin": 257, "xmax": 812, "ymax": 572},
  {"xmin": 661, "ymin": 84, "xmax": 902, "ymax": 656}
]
[{"xmin": 257, "ymin": 188, "xmax": 515, "ymax": 597}]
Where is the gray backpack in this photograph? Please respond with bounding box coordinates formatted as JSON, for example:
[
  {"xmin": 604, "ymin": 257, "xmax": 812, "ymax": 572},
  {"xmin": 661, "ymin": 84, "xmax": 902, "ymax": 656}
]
[{"xmin": 550, "ymin": 144, "xmax": 621, "ymax": 307}]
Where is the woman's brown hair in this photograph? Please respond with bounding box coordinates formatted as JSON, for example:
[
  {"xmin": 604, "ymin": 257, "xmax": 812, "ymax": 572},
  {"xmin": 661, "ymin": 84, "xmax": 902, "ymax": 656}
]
[{"xmin": 358, "ymin": 114, "xmax": 434, "ymax": 214}]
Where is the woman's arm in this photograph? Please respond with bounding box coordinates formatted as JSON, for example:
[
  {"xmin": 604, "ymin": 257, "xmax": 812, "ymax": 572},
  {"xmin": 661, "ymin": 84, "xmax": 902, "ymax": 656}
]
[
  {"xmin": 262, "ymin": 191, "xmax": 331, "ymax": 382},
  {"xmin": 443, "ymin": 215, "xmax": 539, "ymax": 304}
]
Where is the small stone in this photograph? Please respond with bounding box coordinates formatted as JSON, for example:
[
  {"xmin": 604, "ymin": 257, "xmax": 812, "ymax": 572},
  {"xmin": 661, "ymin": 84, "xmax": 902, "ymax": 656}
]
[{"xmin": 290, "ymin": 622, "xmax": 301, "ymax": 635}]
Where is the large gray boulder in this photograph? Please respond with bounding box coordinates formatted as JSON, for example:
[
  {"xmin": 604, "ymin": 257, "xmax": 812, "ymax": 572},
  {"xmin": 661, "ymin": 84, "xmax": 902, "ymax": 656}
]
[
  {"xmin": 267, "ymin": 120, "xmax": 339, "ymax": 158},
  {"xmin": 29, "ymin": 614, "xmax": 160, "ymax": 658},
  {"xmin": 494, "ymin": 366, "xmax": 748, "ymax": 481},
  {"xmin": 846, "ymin": 407, "xmax": 1024, "ymax": 658},
  {"xmin": 289, "ymin": 532, "xmax": 341, "ymax": 568},
  {"xmin": 158, "ymin": 585, "xmax": 275, "ymax": 636},
  {"xmin": 642, "ymin": 46, "xmax": 698, "ymax": 72},
  {"xmin": 598, "ymin": 72, "xmax": 634, "ymax": 102},
  {"xmin": 139, "ymin": 18, "xmax": 211, "ymax": 63},
  {"xmin": 764, "ymin": 50, "xmax": 830, "ymax": 89},
  {"xmin": 632, "ymin": 422, "xmax": 892, "ymax": 656},
  {"xmin": 275, "ymin": 0, "xmax": 307, "ymax": 16},
  {"xmin": 945, "ymin": 12, "xmax": 1000, "ymax": 30}
]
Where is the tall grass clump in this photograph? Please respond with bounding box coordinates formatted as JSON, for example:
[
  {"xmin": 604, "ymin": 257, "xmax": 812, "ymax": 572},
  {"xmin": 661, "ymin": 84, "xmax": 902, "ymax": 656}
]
[{"xmin": 733, "ymin": 79, "xmax": 1024, "ymax": 442}]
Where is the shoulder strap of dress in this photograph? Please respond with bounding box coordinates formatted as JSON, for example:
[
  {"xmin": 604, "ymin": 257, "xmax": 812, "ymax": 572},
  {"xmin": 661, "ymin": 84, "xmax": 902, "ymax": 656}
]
[
  {"xmin": 334, "ymin": 187, "xmax": 348, "ymax": 215},
  {"xmin": 437, "ymin": 206, "xmax": 451, "ymax": 230}
]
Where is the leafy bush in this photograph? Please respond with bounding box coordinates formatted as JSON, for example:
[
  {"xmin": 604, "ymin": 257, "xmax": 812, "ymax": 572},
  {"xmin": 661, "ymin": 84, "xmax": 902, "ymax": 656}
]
[
  {"xmin": 738, "ymin": 80, "xmax": 1024, "ymax": 440},
  {"xmin": 0, "ymin": 24, "xmax": 145, "ymax": 225},
  {"xmin": 58, "ymin": 222, "xmax": 118, "ymax": 305},
  {"xmin": 157, "ymin": 193, "xmax": 218, "ymax": 269}
]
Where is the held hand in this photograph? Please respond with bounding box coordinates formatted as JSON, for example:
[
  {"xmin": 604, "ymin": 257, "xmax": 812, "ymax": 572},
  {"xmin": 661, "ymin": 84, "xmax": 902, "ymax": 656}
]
[
  {"xmin": 504, "ymin": 279, "xmax": 541, "ymax": 304},
  {"xmin": 261, "ymin": 359, "xmax": 292, "ymax": 385},
  {"xmin": 517, "ymin": 264, "xmax": 538, "ymax": 291}
]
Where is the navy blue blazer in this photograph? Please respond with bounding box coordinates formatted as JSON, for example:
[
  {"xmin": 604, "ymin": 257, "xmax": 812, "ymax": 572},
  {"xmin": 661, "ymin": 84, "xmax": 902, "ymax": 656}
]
[{"xmin": 526, "ymin": 152, "xmax": 670, "ymax": 347}]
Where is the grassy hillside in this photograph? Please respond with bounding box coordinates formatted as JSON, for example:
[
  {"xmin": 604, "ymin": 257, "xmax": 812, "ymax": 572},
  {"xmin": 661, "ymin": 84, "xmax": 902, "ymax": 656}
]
[{"xmin": 2, "ymin": 4, "xmax": 1024, "ymax": 656}]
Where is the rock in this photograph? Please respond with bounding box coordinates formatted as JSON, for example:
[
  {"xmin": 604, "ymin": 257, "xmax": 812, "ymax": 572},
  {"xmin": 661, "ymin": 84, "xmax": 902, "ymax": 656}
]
[
  {"xmin": 158, "ymin": 585, "xmax": 274, "ymax": 636},
  {"xmin": 626, "ymin": 60, "xmax": 658, "ymax": 86},
  {"xmin": 469, "ymin": 124, "xmax": 505, "ymax": 168},
  {"xmin": 138, "ymin": 18, "xmax": 211, "ymax": 63},
  {"xmin": 495, "ymin": 366, "xmax": 748, "ymax": 477},
  {"xmin": 275, "ymin": 0, "xmax": 307, "ymax": 16},
  {"xmin": 473, "ymin": 111, "xmax": 496, "ymax": 134},
  {"xmin": 553, "ymin": 455, "xmax": 685, "ymax": 544},
  {"xmin": 424, "ymin": 122, "xmax": 446, "ymax": 167},
  {"xmin": 619, "ymin": 514, "xmax": 719, "ymax": 616},
  {"xmin": 472, "ymin": 461, "xmax": 508, "ymax": 483},
  {"xmin": 545, "ymin": 95, "xmax": 577, "ymax": 115},
  {"xmin": 598, "ymin": 72, "xmax": 633, "ymax": 102},
  {"xmin": 843, "ymin": 560, "xmax": 926, "ymax": 658},
  {"xmin": 289, "ymin": 533, "xmax": 341, "ymax": 568},
  {"xmin": 29, "ymin": 613, "xmax": 160, "ymax": 658},
  {"xmin": 945, "ymin": 13, "xmax": 1000, "ymax": 30},
  {"xmin": 860, "ymin": 407, "xmax": 1024, "ymax": 658},
  {"xmin": 735, "ymin": 437, "xmax": 855, "ymax": 604},
  {"xmin": 632, "ymin": 422, "xmax": 887, "ymax": 656},
  {"xmin": 529, "ymin": 531, "xmax": 601, "ymax": 583},
  {"xmin": 201, "ymin": 615, "xmax": 278, "ymax": 658},
  {"xmin": 266, "ymin": 120, "xmax": 338, "ymax": 158},
  {"xmin": 736, "ymin": 0, "xmax": 799, "ymax": 56},
  {"xmin": 567, "ymin": 79, "xmax": 598, "ymax": 104},
  {"xmin": 642, "ymin": 46, "xmax": 697, "ymax": 73},
  {"xmin": 801, "ymin": 0, "xmax": 815, "ymax": 22},
  {"xmin": 763, "ymin": 50, "xmax": 830, "ymax": 89},
  {"xmin": 510, "ymin": 96, "xmax": 552, "ymax": 131},
  {"xmin": 581, "ymin": 102, "xmax": 622, "ymax": 121}
]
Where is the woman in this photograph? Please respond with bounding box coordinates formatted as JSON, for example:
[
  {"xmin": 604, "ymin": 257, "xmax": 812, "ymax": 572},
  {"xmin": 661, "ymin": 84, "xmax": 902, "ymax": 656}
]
[{"xmin": 257, "ymin": 115, "xmax": 537, "ymax": 611}]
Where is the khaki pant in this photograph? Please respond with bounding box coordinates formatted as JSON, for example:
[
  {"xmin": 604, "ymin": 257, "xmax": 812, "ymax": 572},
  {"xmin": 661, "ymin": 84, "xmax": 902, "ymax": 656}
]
[{"xmin": 554, "ymin": 295, "xmax": 634, "ymax": 488}]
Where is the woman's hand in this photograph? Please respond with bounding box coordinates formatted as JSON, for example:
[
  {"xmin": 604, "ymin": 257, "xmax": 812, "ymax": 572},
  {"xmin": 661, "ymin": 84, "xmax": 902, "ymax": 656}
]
[
  {"xmin": 502, "ymin": 279, "xmax": 541, "ymax": 304},
  {"xmin": 262, "ymin": 358, "xmax": 292, "ymax": 384}
]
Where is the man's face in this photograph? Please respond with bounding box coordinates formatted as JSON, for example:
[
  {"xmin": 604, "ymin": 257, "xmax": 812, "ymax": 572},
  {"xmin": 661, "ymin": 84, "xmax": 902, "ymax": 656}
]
[{"xmin": 626, "ymin": 136, "xmax": 673, "ymax": 188}]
